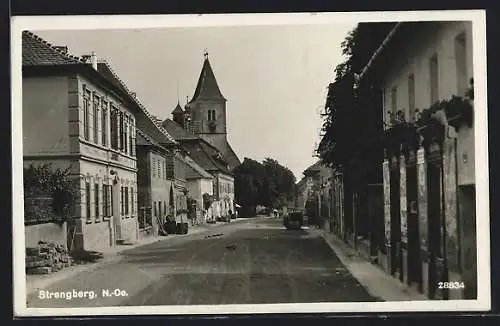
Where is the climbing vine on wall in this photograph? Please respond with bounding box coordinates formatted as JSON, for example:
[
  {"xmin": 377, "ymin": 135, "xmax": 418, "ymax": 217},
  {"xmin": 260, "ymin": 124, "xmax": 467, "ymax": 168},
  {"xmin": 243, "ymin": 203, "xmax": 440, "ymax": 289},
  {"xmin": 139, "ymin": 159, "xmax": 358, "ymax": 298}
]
[{"xmin": 24, "ymin": 163, "xmax": 77, "ymax": 225}]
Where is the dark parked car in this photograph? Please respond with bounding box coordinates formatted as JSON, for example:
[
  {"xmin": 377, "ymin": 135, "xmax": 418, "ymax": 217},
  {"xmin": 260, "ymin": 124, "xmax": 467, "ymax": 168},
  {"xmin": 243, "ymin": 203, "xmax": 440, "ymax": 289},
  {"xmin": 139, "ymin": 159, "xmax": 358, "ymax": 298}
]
[{"xmin": 284, "ymin": 210, "xmax": 303, "ymax": 230}]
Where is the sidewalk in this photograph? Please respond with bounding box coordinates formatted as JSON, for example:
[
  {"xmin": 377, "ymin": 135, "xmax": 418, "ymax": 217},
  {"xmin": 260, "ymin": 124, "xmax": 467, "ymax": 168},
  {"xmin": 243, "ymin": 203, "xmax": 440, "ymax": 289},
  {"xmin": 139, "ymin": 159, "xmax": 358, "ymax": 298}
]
[
  {"xmin": 25, "ymin": 218, "xmax": 253, "ymax": 296},
  {"xmin": 319, "ymin": 230, "xmax": 428, "ymax": 302}
]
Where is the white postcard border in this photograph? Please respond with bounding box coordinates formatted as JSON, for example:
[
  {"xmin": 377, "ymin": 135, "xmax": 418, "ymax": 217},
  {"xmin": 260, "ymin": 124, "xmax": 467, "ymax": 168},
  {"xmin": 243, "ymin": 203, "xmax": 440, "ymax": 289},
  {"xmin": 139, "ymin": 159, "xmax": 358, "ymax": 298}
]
[{"xmin": 11, "ymin": 10, "xmax": 490, "ymax": 316}]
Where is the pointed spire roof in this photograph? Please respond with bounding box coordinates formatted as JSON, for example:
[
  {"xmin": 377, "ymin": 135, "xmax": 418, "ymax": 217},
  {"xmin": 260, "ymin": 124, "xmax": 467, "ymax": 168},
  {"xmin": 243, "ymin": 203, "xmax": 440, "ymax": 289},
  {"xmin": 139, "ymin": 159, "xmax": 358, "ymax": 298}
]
[
  {"xmin": 190, "ymin": 54, "xmax": 226, "ymax": 103},
  {"xmin": 172, "ymin": 101, "xmax": 184, "ymax": 114}
]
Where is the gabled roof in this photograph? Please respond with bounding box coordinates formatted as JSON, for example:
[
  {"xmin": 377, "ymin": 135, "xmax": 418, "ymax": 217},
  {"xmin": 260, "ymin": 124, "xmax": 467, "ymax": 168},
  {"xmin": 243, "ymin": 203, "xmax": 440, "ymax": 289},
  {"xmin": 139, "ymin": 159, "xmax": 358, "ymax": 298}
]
[
  {"xmin": 22, "ymin": 31, "xmax": 83, "ymax": 66},
  {"xmin": 22, "ymin": 31, "xmax": 178, "ymax": 148},
  {"xmin": 189, "ymin": 57, "xmax": 226, "ymax": 103},
  {"xmin": 96, "ymin": 62, "xmax": 178, "ymax": 146},
  {"xmin": 136, "ymin": 128, "xmax": 170, "ymax": 153},
  {"xmin": 172, "ymin": 102, "xmax": 184, "ymax": 114},
  {"xmin": 162, "ymin": 119, "xmax": 199, "ymax": 141},
  {"xmin": 181, "ymin": 140, "xmax": 232, "ymax": 176},
  {"xmin": 223, "ymin": 141, "xmax": 241, "ymax": 171},
  {"xmin": 184, "ymin": 156, "xmax": 213, "ymax": 180}
]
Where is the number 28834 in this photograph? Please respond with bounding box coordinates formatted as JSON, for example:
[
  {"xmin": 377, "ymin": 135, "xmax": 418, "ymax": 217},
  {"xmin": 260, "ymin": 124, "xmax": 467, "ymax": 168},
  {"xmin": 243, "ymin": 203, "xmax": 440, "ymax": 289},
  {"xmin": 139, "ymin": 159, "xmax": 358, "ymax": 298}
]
[{"xmin": 438, "ymin": 282, "xmax": 465, "ymax": 289}]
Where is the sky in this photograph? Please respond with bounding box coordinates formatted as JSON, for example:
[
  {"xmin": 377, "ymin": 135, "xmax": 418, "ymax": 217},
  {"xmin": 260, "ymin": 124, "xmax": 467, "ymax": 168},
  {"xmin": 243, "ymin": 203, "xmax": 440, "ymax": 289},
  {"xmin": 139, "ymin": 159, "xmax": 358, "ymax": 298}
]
[{"xmin": 35, "ymin": 24, "xmax": 355, "ymax": 180}]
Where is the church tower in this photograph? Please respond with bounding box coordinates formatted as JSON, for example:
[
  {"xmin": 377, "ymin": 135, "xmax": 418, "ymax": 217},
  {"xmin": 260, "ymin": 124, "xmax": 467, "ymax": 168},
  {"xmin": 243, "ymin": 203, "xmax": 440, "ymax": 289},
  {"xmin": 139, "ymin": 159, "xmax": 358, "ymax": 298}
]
[
  {"xmin": 186, "ymin": 51, "xmax": 228, "ymax": 154},
  {"xmin": 171, "ymin": 102, "xmax": 185, "ymax": 128}
]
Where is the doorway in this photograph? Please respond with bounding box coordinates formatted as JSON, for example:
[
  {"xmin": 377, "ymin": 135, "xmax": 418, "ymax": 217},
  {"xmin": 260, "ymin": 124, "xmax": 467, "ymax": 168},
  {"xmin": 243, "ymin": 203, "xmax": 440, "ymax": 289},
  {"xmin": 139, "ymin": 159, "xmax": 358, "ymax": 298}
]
[
  {"xmin": 458, "ymin": 184, "xmax": 477, "ymax": 299},
  {"xmin": 406, "ymin": 157, "xmax": 422, "ymax": 291},
  {"xmin": 427, "ymin": 155, "xmax": 444, "ymax": 299},
  {"xmin": 389, "ymin": 156, "xmax": 402, "ymax": 278}
]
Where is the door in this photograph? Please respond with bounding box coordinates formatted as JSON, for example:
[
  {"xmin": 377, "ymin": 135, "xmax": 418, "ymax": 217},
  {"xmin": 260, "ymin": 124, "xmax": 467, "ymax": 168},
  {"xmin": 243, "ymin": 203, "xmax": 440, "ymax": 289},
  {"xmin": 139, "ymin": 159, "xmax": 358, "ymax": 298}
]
[
  {"xmin": 390, "ymin": 156, "xmax": 402, "ymax": 278},
  {"xmin": 459, "ymin": 185, "xmax": 477, "ymax": 299},
  {"xmin": 427, "ymin": 157, "xmax": 444, "ymax": 299},
  {"xmin": 406, "ymin": 161, "xmax": 422, "ymax": 290}
]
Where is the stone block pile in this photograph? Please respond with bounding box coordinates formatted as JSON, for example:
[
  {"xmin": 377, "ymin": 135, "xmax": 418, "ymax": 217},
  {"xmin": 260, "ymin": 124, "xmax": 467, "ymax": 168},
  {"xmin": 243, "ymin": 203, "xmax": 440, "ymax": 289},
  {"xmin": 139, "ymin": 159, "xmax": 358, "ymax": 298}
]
[{"xmin": 25, "ymin": 241, "xmax": 73, "ymax": 275}]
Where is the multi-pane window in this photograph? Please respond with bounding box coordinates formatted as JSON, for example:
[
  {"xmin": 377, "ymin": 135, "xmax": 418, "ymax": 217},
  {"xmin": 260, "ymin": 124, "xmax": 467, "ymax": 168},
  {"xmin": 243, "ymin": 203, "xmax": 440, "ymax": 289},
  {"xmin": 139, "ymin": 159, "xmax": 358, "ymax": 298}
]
[
  {"xmin": 93, "ymin": 95, "xmax": 100, "ymax": 144},
  {"xmin": 83, "ymin": 88, "xmax": 91, "ymax": 141},
  {"xmin": 430, "ymin": 53, "xmax": 439, "ymax": 105},
  {"xmin": 102, "ymin": 101, "xmax": 108, "ymax": 146},
  {"xmin": 154, "ymin": 201, "xmax": 157, "ymax": 217},
  {"xmin": 125, "ymin": 187, "xmax": 129, "ymax": 216},
  {"xmin": 163, "ymin": 202, "xmax": 166, "ymax": 217},
  {"xmin": 129, "ymin": 120, "xmax": 133, "ymax": 156},
  {"xmin": 120, "ymin": 186, "xmax": 124, "ymax": 216},
  {"xmin": 94, "ymin": 183, "xmax": 100, "ymax": 222},
  {"xmin": 110, "ymin": 186, "xmax": 114, "ymax": 216},
  {"xmin": 391, "ymin": 87, "xmax": 398, "ymax": 115},
  {"xmin": 85, "ymin": 182, "xmax": 91, "ymax": 220},
  {"xmin": 207, "ymin": 109, "xmax": 216, "ymax": 121},
  {"xmin": 130, "ymin": 119, "xmax": 136, "ymax": 157},
  {"xmin": 130, "ymin": 188, "xmax": 134, "ymax": 216},
  {"xmin": 157, "ymin": 159, "xmax": 161, "ymax": 178},
  {"xmin": 123, "ymin": 115, "xmax": 127, "ymax": 154},
  {"xmin": 103, "ymin": 184, "xmax": 109, "ymax": 218},
  {"xmin": 152, "ymin": 158, "xmax": 156, "ymax": 178},
  {"xmin": 110, "ymin": 107, "xmax": 118, "ymax": 150},
  {"xmin": 119, "ymin": 112, "xmax": 125, "ymax": 152}
]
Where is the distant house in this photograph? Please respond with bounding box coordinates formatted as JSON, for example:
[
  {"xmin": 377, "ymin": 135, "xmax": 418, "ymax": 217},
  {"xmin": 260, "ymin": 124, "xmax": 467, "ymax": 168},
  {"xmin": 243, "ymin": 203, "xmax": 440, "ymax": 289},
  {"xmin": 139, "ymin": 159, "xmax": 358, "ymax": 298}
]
[
  {"xmin": 162, "ymin": 116, "xmax": 235, "ymax": 220},
  {"xmin": 300, "ymin": 161, "xmax": 334, "ymax": 228},
  {"xmin": 135, "ymin": 129, "xmax": 175, "ymax": 237},
  {"xmin": 182, "ymin": 154, "xmax": 214, "ymax": 223}
]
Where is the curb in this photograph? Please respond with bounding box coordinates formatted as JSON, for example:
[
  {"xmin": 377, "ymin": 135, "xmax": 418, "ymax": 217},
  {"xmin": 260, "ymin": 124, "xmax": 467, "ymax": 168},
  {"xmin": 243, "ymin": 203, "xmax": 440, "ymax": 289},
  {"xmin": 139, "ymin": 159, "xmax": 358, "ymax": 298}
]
[{"xmin": 319, "ymin": 231, "xmax": 428, "ymax": 302}]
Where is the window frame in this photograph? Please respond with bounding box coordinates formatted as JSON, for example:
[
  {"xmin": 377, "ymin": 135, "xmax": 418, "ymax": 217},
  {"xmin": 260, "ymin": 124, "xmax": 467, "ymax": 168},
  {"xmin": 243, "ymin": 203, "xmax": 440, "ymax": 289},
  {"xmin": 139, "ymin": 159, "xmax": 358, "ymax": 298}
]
[
  {"xmin": 94, "ymin": 183, "xmax": 100, "ymax": 222},
  {"xmin": 83, "ymin": 88, "xmax": 92, "ymax": 141}
]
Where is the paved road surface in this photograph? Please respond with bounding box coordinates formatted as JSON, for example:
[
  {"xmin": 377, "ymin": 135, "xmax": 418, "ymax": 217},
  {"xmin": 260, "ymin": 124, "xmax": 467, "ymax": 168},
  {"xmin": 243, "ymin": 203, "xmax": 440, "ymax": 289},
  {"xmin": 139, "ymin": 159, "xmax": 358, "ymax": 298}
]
[{"xmin": 27, "ymin": 217, "xmax": 377, "ymax": 307}]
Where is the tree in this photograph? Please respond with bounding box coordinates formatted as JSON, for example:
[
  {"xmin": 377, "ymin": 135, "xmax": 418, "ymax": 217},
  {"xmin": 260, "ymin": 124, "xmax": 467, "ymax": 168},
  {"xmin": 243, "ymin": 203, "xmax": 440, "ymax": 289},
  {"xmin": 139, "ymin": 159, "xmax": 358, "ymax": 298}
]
[
  {"xmin": 234, "ymin": 157, "xmax": 297, "ymax": 211},
  {"xmin": 24, "ymin": 163, "xmax": 77, "ymax": 224},
  {"xmin": 317, "ymin": 22, "xmax": 396, "ymax": 186}
]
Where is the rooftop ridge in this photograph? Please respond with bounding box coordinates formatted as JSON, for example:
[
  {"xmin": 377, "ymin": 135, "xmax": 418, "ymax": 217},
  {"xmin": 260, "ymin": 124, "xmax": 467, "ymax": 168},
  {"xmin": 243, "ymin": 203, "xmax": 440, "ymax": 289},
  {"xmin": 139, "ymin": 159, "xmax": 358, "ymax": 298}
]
[
  {"xmin": 23, "ymin": 31, "xmax": 85, "ymax": 64},
  {"xmin": 98, "ymin": 59, "xmax": 178, "ymax": 144}
]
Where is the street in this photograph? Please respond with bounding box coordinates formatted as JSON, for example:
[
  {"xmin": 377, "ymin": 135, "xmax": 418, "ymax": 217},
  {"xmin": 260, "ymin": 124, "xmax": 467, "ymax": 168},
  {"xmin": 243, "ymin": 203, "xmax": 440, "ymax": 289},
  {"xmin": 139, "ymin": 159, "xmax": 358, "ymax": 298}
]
[{"xmin": 27, "ymin": 217, "xmax": 377, "ymax": 307}]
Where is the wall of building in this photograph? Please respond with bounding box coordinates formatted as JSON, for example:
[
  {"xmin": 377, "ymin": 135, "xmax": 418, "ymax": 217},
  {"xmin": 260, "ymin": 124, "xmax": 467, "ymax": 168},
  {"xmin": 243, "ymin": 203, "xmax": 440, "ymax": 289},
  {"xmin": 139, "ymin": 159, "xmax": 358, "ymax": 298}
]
[
  {"xmin": 71, "ymin": 74, "xmax": 138, "ymax": 251},
  {"xmin": 382, "ymin": 21, "xmax": 473, "ymax": 122},
  {"xmin": 378, "ymin": 21, "xmax": 475, "ymax": 299},
  {"xmin": 216, "ymin": 173, "xmax": 235, "ymax": 216},
  {"xmin": 457, "ymin": 126, "xmax": 475, "ymax": 186},
  {"xmin": 23, "ymin": 76, "xmax": 70, "ymax": 156}
]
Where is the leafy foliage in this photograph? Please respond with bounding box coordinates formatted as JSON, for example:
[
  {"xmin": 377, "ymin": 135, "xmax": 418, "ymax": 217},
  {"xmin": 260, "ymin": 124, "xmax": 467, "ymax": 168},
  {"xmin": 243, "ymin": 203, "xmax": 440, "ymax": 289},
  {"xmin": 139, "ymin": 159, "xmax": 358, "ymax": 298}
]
[
  {"xmin": 202, "ymin": 193, "xmax": 214, "ymax": 211},
  {"xmin": 385, "ymin": 79, "xmax": 474, "ymax": 151},
  {"xmin": 234, "ymin": 157, "xmax": 296, "ymax": 210},
  {"xmin": 316, "ymin": 23, "xmax": 394, "ymax": 185},
  {"xmin": 24, "ymin": 163, "xmax": 77, "ymax": 224}
]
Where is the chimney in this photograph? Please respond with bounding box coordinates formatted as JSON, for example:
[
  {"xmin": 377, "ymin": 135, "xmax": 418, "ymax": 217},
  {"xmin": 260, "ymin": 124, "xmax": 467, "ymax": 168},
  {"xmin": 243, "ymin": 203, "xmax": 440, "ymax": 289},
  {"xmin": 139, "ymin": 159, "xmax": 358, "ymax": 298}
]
[
  {"xmin": 54, "ymin": 46, "xmax": 68, "ymax": 54},
  {"xmin": 91, "ymin": 52, "xmax": 98, "ymax": 70}
]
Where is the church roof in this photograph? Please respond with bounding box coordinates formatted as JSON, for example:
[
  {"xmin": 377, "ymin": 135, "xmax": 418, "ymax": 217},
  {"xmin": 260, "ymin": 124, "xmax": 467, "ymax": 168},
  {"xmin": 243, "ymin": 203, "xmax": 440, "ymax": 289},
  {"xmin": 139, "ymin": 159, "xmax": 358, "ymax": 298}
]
[
  {"xmin": 184, "ymin": 156, "xmax": 214, "ymax": 180},
  {"xmin": 223, "ymin": 141, "xmax": 241, "ymax": 171},
  {"xmin": 162, "ymin": 119, "xmax": 199, "ymax": 141},
  {"xmin": 181, "ymin": 140, "xmax": 233, "ymax": 177},
  {"xmin": 189, "ymin": 56, "xmax": 226, "ymax": 103},
  {"xmin": 172, "ymin": 102, "xmax": 184, "ymax": 114}
]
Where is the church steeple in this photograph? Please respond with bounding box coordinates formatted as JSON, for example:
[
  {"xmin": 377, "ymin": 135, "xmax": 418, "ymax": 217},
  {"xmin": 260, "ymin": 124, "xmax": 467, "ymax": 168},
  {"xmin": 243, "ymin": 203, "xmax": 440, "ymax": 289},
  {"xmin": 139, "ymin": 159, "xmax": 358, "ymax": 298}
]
[
  {"xmin": 189, "ymin": 51, "xmax": 226, "ymax": 103},
  {"xmin": 172, "ymin": 102, "xmax": 185, "ymax": 128}
]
